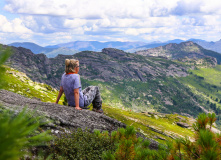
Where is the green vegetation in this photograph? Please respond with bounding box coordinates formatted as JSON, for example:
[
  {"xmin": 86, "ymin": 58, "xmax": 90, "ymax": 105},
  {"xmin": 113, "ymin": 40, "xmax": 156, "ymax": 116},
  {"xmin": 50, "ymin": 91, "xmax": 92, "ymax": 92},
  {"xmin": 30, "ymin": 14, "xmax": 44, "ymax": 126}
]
[
  {"xmin": 179, "ymin": 65, "xmax": 221, "ymax": 128},
  {"xmin": 1, "ymin": 66, "xmax": 64, "ymax": 104},
  {"xmin": 48, "ymin": 128, "xmax": 113, "ymax": 159},
  {"xmin": 0, "ymin": 46, "xmax": 11, "ymax": 88},
  {"xmin": 168, "ymin": 113, "xmax": 221, "ymax": 160},
  {"xmin": 48, "ymin": 126, "xmax": 169, "ymax": 160},
  {"xmin": 102, "ymin": 126, "xmax": 169, "ymax": 160},
  {"xmin": 0, "ymin": 108, "xmax": 52, "ymax": 160},
  {"xmin": 81, "ymin": 76, "xmax": 203, "ymax": 117},
  {"xmin": 102, "ymin": 104, "xmax": 194, "ymax": 143},
  {"xmin": 0, "ymin": 48, "xmax": 52, "ymax": 160},
  {"xmin": 47, "ymin": 113, "xmax": 221, "ymax": 160}
]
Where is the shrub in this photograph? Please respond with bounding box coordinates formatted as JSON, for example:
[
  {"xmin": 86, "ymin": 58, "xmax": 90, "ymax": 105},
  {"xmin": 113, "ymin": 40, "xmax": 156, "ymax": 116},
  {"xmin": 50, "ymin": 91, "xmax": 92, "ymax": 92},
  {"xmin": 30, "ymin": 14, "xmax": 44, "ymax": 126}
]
[
  {"xmin": 0, "ymin": 107, "xmax": 52, "ymax": 160},
  {"xmin": 0, "ymin": 46, "xmax": 52, "ymax": 160},
  {"xmin": 49, "ymin": 128, "xmax": 113, "ymax": 160},
  {"xmin": 0, "ymin": 46, "xmax": 11, "ymax": 88},
  {"xmin": 103, "ymin": 126, "xmax": 170, "ymax": 160},
  {"xmin": 169, "ymin": 113, "xmax": 221, "ymax": 160}
]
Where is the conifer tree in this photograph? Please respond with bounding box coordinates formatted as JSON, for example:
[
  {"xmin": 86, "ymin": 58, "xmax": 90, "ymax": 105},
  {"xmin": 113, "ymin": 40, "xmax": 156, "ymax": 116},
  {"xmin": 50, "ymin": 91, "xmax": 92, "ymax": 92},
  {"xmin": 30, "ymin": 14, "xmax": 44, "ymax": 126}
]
[{"xmin": 0, "ymin": 46, "xmax": 52, "ymax": 159}]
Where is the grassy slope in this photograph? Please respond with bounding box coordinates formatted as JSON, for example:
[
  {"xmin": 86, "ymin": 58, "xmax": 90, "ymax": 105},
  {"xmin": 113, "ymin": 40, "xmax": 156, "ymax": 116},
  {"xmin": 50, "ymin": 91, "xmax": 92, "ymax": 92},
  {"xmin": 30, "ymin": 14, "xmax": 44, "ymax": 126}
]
[
  {"xmin": 1, "ymin": 66, "xmax": 64, "ymax": 104},
  {"xmin": 102, "ymin": 104, "xmax": 194, "ymax": 143},
  {"xmin": 1, "ymin": 66, "xmax": 194, "ymax": 143},
  {"xmin": 81, "ymin": 75, "xmax": 203, "ymax": 117},
  {"xmin": 179, "ymin": 65, "xmax": 221, "ymax": 128}
]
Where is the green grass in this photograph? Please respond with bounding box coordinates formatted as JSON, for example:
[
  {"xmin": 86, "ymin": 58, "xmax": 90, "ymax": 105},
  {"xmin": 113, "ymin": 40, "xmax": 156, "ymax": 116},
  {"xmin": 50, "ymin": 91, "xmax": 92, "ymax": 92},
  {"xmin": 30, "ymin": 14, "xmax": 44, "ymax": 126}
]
[
  {"xmin": 81, "ymin": 75, "xmax": 204, "ymax": 117},
  {"xmin": 179, "ymin": 65, "xmax": 221, "ymax": 129},
  {"xmin": 2, "ymin": 66, "xmax": 64, "ymax": 104},
  {"xmin": 191, "ymin": 65, "xmax": 221, "ymax": 87},
  {"xmin": 1, "ymin": 66, "xmax": 195, "ymax": 143},
  {"xmin": 102, "ymin": 104, "xmax": 194, "ymax": 143}
]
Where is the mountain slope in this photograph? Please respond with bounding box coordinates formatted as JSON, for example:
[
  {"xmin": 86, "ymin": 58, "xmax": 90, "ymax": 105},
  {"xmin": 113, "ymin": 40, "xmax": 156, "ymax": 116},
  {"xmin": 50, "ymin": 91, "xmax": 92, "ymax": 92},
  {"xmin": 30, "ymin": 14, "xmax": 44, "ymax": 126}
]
[
  {"xmin": 126, "ymin": 39, "xmax": 185, "ymax": 53},
  {"xmin": 1, "ymin": 66, "xmax": 60, "ymax": 103},
  {"xmin": 128, "ymin": 39, "xmax": 221, "ymax": 54},
  {"xmin": 178, "ymin": 65, "xmax": 221, "ymax": 128},
  {"xmin": 9, "ymin": 42, "xmax": 56, "ymax": 54},
  {"xmin": 4, "ymin": 44, "xmax": 214, "ymax": 118},
  {"xmin": 135, "ymin": 41, "xmax": 221, "ymax": 64},
  {"xmin": 0, "ymin": 67, "xmax": 195, "ymax": 143},
  {"xmin": 45, "ymin": 47, "xmax": 79, "ymax": 58},
  {"xmin": 190, "ymin": 39, "xmax": 221, "ymax": 54},
  {"xmin": 5, "ymin": 45, "xmax": 188, "ymax": 87}
]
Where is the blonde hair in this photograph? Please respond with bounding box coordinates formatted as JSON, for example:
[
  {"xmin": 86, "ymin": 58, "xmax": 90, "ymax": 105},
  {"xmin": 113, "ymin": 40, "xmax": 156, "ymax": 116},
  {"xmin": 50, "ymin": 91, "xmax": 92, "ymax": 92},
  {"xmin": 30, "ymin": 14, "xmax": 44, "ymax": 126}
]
[{"xmin": 65, "ymin": 59, "xmax": 79, "ymax": 74}]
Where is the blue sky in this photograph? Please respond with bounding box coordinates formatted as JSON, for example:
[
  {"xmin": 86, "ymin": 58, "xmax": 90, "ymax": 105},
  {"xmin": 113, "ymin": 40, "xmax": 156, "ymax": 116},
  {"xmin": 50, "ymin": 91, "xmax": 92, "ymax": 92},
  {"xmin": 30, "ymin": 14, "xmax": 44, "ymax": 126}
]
[{"xmin": 0, "ymin": 0, "xmax": 221, "ymax": 46}]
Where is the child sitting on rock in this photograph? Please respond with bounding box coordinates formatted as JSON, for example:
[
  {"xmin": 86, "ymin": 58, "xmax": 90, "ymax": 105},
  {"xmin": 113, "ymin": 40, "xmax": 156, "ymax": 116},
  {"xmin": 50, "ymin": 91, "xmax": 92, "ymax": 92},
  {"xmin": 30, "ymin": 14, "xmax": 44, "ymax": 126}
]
[{"xmin": 55, "ymin": 59, "xmax": 103, "ymax": 113}]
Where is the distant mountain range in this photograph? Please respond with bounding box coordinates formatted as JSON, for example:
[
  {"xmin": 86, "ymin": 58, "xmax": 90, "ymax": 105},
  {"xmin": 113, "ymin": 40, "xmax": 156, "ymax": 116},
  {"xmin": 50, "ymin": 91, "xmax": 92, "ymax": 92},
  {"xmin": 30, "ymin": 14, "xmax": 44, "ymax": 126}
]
[
  {"xmin": 8, "ymin": 41, "xmax": 147, "ymax": 57},
  {"xmin": 127, "ymin": 39, "xmax": 221, "ymax": 54},
  {"xmin": 9, "ymin": 42, "xmax": 56, "ymax": 54},
  {"xmin": 8, "ymin": 42, "xmax": 78, "ymax": 58},
  {"xmin": 8, "ymin": 39, "xmax": 221, "ymax": 58},
  {"xmin": 45, "ymin": 41, "xmax": 147, "ymax": 51}
]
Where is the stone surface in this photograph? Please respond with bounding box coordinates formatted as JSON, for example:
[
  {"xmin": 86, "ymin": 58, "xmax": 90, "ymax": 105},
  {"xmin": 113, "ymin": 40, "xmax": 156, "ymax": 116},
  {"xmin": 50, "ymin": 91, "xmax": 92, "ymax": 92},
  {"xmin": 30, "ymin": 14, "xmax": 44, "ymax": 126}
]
[
  {"xmin": 0, "ymin": 89, "xmax": 125, "ymax": 132},
  {"xmin": 154, "ymin": 135, "xmax": 166, "ymax": 140},
  {"xmin": 176, "ymin": 122, "xmax": 190, "ymax": 128},
  {"xmin": 176, "ymin": 116, "xmax": 186, "ymax": 121},
  {"xmin": 0, "ymin": 89, "xmax": 159, "ymax": 149}
]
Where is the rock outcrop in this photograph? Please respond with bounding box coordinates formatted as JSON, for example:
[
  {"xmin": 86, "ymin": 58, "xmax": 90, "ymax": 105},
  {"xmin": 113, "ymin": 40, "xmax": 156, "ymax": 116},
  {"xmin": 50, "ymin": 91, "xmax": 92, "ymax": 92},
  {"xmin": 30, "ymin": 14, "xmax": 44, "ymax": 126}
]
[
  {"xmin": 0, "ymin": 90, "xmax": 125, "ymax": 132},
  {"xmin": 0, "ymin": 89, "xmax": 158, "ymax": 149},
  {"xmin": 176, "ymin": 122, "xmax": 190, "ymax": 128},
  {"xmin": 5, "ymin": 45, "xmax": 189, "ymax": 89}
]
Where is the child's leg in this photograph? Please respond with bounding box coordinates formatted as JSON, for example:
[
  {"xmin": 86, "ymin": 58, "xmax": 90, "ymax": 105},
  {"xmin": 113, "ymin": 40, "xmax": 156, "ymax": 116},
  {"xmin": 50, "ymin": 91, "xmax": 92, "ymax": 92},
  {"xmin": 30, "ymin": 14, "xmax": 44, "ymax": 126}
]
[{"xmin": 83, "ymin": 86, "xmax": 102, "ymax": 109}]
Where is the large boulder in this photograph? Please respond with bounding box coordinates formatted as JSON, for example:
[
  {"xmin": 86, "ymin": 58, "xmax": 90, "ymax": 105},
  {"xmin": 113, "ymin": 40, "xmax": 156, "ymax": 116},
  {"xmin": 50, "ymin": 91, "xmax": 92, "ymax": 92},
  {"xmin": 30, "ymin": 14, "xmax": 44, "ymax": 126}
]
[
  {"xmin": 0, "ymin": 89, "xmax": 158, "ymax": 149},
  {"xmin": 0, "ymin": 89, "xmax": 125, "ymax": 132}
]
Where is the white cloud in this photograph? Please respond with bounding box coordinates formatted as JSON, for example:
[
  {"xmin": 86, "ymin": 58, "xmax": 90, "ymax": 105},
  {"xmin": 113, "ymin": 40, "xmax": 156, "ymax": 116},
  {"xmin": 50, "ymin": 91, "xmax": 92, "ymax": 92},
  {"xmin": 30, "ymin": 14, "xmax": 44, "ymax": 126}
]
[
  {"xmin": 200, "ymin": 0, "xmax": 221, "ymax": 14},
  {"xmin": 1, "ymin": 0, "xmax": 221, "ymax": 44},
  {"xmin": 125, "ymin": 28, "xmax": 139, "ymax": 36},
  {"xmin": 4, "ymin": 0, "xmax": 179, "ymax": 18},
  {"xmin": 0, "ymin": 15, "xmax": 32, "ymax": 33},
  {"xmin": 64, "ymin": 19, "xmax": 87, "ymax": 28}
]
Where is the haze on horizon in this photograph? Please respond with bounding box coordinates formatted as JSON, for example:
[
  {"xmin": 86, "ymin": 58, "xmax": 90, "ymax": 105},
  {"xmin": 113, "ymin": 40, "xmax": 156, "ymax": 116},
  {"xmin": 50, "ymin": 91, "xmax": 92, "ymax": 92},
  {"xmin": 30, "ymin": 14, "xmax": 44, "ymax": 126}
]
[{"xmin": 0, "ymin": 0, "xmax": 221, "ymax": 46}]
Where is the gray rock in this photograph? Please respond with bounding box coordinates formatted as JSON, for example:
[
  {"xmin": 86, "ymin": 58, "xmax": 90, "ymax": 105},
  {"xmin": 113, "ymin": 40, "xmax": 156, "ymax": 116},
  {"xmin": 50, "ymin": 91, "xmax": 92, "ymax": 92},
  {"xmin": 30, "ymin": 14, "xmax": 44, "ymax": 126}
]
[
  {"xmin": 0, "ymin": 89, "xmax": 125, "ymax": 132},
  {"xmin": 176, "ymin": 116, "xmax": 186, "ymax": 121},
  {"xmin": 147, "ymin": 125, "xmax": 176, "ymax": 139},
  {"xmin": 0, "ymin": 89, "xmax": 159, "ymax": 149},
  {"xmin": 154, "ymin": 135, "xmax": 166, "ymax": 140},
  {"xmin": 176, "ymin": 122, "xmax": 189, "ymax": 128}
]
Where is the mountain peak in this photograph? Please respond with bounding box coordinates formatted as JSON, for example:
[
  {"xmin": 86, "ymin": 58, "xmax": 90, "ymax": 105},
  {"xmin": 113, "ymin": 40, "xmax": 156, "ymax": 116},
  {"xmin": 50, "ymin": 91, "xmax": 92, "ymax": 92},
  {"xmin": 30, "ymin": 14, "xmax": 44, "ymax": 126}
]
[
  {"xmin": 135, "ymin": 41, "xmax": 221, "ymax": 64},
  {"xmin": 102, "ymin": 48, "xmax": 126, "ymax": 58}
]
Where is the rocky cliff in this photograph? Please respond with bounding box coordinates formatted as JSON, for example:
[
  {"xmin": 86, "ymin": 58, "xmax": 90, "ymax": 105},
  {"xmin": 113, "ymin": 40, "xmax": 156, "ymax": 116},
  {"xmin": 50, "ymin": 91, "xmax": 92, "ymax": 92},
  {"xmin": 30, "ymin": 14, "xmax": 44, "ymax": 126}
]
[{"xmin": 5, "ymin": 45, "xmax": 188, "ymax": 89}]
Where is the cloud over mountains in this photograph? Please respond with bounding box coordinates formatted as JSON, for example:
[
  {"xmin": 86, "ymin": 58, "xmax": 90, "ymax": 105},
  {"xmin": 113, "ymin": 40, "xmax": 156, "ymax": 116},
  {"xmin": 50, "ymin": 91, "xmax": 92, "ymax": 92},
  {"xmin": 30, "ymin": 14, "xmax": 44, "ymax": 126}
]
[{"xmin": 1, "ymin": 0, "xmax": 221, "ymax": 45}]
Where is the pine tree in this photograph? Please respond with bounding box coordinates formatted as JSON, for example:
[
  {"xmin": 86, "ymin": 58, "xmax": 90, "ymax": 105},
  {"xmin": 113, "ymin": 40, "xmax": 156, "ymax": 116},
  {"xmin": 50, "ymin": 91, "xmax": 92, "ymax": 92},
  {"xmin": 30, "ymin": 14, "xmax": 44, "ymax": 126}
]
[
  {"xmin": 0, "ymin": 46, "xmax": 12, "ymax": 88},
  {"xmin": 0, "ymin": 108, "xmax": 52, "ymax": 160},
  {"xmin": 169, "ymin": 113, "xmax": 221, "ymax": 160}
]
